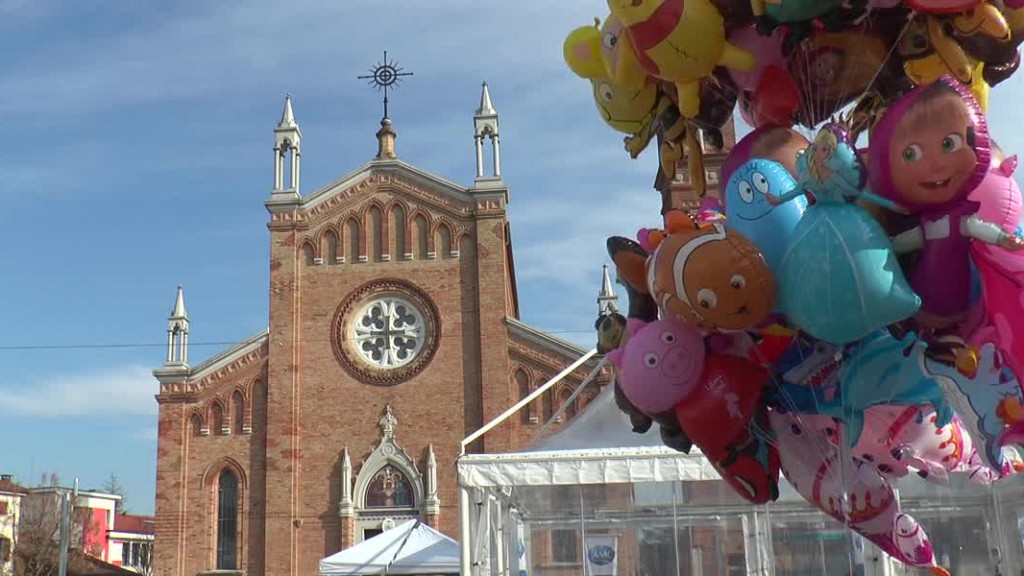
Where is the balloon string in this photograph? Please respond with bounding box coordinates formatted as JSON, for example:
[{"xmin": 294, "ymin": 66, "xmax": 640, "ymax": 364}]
[{"xmin": 857, "ymin": 12, "xmax": 915, "ymax": 110}]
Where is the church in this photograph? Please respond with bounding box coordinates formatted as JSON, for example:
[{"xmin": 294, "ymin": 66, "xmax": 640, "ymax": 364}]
[{"xmin": 150, "ymin": 83, "xmax": 613, "ymax": 576}]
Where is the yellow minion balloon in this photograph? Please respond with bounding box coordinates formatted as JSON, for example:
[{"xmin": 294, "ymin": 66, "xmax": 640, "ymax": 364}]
[{"xmin": 606, "ymin": 0, "xmax": 756, "ymax": 118}]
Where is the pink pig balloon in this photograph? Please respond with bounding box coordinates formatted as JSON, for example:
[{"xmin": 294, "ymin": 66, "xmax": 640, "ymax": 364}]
[{"xmin": 606, "ymin": 318, "xmax": 705, "ymax": 415}]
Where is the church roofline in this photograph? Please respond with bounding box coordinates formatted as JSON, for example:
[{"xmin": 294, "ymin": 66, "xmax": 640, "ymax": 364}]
[
  {"xmin": 300, "ymin": 158, "xmax": 496, "ymax": 214},
  {"xmin": 506, "ymin": 317, "xmax": 588, "ymax": 361},
  {"xmin": 185, "ymin": 328, "xmax": 269, "ymax": 382}
]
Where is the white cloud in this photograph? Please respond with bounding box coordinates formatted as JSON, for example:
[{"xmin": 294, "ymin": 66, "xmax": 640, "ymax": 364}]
[{"xmin": 0, "ymin": 365, "xmax": 157, "ymax": 417}]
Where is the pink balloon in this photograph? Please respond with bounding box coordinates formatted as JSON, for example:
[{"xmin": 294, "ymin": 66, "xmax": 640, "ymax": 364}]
[
  {"xmin": 770, "ymin": 411, "xmax": 943, "ymax": 571},
  {"xmin": 969, "ymin": 155, "xmax": 1021, "ymax": 234},
  {"xmin": 606, "ymin": 318, "xmax": 705, "ymax": 414},
  {"xmin": 726, "ymin": 26, "xmax": 785, "ymax": 92}
]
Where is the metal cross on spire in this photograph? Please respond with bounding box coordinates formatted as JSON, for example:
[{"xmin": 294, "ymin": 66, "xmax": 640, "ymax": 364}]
[{"xmin": 358, "ymin": 50, "xmax": 414, "ymax": 120}]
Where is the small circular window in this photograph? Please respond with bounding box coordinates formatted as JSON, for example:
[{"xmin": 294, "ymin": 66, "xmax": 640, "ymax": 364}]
[{"xmin": 332, "ymin": 279, "xmax": 441, "ymax": 386}]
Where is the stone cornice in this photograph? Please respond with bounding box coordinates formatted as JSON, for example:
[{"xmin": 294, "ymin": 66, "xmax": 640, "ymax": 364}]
[{"xmin": 155, "ymin": 330, "xmax": 269, "ymax": 402}]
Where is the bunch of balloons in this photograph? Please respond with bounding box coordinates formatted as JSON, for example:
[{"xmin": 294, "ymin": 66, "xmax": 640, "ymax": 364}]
[
  {"xmin": 571, "ymin": 2, "xmax": 1024, "ymax": 573},
  {"xmin": 564, "ymin": 0, "xmax": 1024, "ymax": 191}
]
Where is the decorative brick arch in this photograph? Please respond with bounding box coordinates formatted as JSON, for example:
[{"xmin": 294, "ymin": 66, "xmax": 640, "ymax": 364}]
[
  {"xmin": 432, "ymin": 220, "xmax": 456, "ymax": 259},
  {"xmin": 362, "ymin": 202, "xmax": 389, "ymax": 262},
  {"xmin": 342, "ymin": 215, "xmax": 364, "ymax": 263},
  {"xmin": 188, "ymin": 407, "xmax": 209, "ymax": 437},
  {"xmin": 386, "ymin": 200, "xmax": 411, "ymax": 260},
  {"xmin": 319, "ymin": 225, "xmax": 342, "ymax": 265},
  {"xmin": 408, "ymin": 211, "xmax": 433, "ymax": 259},
  {"xmin": 298, "ymin": 239, "xmax": 317, "ymax": 266},
  {"xmin": 207, "ymin": 398, "xmax": 228, "ymax": 436}
]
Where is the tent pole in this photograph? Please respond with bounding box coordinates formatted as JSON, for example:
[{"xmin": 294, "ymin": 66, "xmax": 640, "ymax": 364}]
[
  {"xmin": 460, "ymin": 348, "xmax": 598, "ymax": 454},
  {"xmin": 459, "ymin": 485, "xmax": 473, "ymax": 576}
]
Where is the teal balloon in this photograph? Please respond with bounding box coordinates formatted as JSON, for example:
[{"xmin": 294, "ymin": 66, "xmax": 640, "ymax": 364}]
[{"xmin": 724, "ymin": 159, "xmax": 807, "ymax": 272}]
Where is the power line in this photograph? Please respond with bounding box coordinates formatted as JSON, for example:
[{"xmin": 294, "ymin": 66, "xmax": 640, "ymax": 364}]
[{"xmin": 0, "ymin": 328, "xmax": 597, "ymax": 352}]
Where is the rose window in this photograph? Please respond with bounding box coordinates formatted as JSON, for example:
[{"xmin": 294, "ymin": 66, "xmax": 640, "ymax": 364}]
[{"xmin": 351, "ymin": 297, "xmax": 425, "ymax": 369}]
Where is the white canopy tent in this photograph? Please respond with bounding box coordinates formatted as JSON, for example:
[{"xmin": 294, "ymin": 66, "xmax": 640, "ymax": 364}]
[
  {"xmin": 319, "ymin": 519, "xmax": 460, "ymax": 575},
  {"xmin": 457, "ymin": 349, "xmax": 1024, "ymax": 576}
]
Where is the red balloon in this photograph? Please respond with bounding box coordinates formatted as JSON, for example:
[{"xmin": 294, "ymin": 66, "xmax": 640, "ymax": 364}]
[
  {"xmin": 751, "ymin": 65, "xmax": 800, "ymax": 127},
  {"xmin": 675, "ymin": 353, "xmax": 767, "ymax": 459}
]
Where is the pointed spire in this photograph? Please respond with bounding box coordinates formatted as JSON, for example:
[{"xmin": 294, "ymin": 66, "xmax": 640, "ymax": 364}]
[
  {"xmin": 170, "ymin": 285, "xmax": 188, "ymax": 320},
  {"xmin": 164, "ymin": 285, "xmax": 190, "ymax": 368},
  {"xmin": 278, "ymin": 94, "xmax": 297, "ymax": 128},
  {"xmin": 597, "ymin": 264, "xmax": 619, "ymax": 316},
  {"xmin": 476, "ymin": 82, "xmax": 496, "ymax": 117},
  {"xmin": 473, "ymin": 81, "xmax": 502, "ymax": 186},
  {"xmin": 271, "ymin": 93, "xmax": 302, "ymax": 198}
]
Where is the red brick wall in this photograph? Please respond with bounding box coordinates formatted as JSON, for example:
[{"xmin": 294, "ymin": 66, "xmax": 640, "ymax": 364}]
[{"xmin": 154, "ymin": 174, "xmax": 608, "ymax": 576}]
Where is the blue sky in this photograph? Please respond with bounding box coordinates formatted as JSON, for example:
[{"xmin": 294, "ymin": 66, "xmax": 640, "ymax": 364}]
[{"xmin": 1, "ymin": 1, "xmax": 1024, "ymax": 516}]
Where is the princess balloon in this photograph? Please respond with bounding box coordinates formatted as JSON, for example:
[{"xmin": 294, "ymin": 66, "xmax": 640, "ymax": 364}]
[
  {"xmin": 868, "ymin": 75, "xmax": 1024, "ymax": 376},
  {"xmin": 768, "ymin": 123, "xmax": 921, "ymax": 345}
]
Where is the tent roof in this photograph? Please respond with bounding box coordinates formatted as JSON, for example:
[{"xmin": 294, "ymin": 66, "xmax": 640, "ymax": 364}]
[
  {"xmin": 458, "ymin": 384, "xmax": 719, "ymax": 488},
  {"xmin": 319, "ymin": 519, "xmax": 460, "ymax": 575}
]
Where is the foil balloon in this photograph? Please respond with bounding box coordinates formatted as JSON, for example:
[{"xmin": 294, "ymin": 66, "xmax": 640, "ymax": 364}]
[
  {"xmin": 606, "ymin": 317, "xmax": 706, "ymax": 414},
  {"xmin": 869, "ymin": 76, "xmax": 1024, "ymax": 376},
  {"xmin": 645, "ymin": 211, "xmax": 775, "ymax": 332},
  {"xmin": 607, "ymin": 0, "xmax": 756, "ymax": 118},
  {"xmin": 773, "ymin": 124, "xmax": 920, "ymax": 344},
  {"xmin": 675, "ymin": 353, "xmax": 778, "ymax": 503},
  {"xmin": 777, "ymin": 331, "xmax": 953, "ymax": 446},
  {"xmin": 788, "ymin": 28, "xmax": 891, "ymax": 126},
  {"xmin": 723, "ymin": 158, "xmax": 807, "ymax": 272},
  {"xmin": 726, "ymin": 25, "xmax": 785, "ymax": 92},
  {"xmin": 908, "ymin": 0, "xmax": 983, "ymax": 12},
  {"xmin": 969, "ymin": 154, "xmax": 1024, "ymax": 393},
  {"xmin": 720, "ymin": 125, "xmax": 810, "ymax": 194},
  {"xmin": 770, "ymin": 411, "xmax": 950, "ymax": 575}
]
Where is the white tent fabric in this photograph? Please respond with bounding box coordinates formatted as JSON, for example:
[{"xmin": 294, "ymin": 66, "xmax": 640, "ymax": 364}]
[
  {"xmin": 319, "ymin": 519, "xmax": 460, "ymax": 575},
  {"xmin": 525, "ymin": 381, "xmax": 667, "ymax": 451},
  {"xmin": 458, "ymin": 384, "xmax": 719, "ymax": 488}
]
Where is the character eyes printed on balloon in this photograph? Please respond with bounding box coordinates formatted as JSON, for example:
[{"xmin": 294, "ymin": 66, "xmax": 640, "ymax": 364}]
[
  {"xmin": 697, "ymin": 288, "xmax": 718, "ymax": 310},
  {"xmin": 643, "ymin": 353, "xmax": 658, "ymax": 367},
  {"xmin": 597, "ymin": 82, "xmax": 615, "ymax": 103},
  {"xmin": 889, "ymin": 87, "xmax": 978, "ymax": 205},
  {"xmin": 660, "ymin": 331, "xmax": 676, "ymax": 344}
]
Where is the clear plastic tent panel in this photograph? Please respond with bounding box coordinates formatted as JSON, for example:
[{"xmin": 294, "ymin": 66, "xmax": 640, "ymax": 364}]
[
  {"xmin": 459, "ymin": 470, "xmax": 1024, "ymax": 576},
  {"xmin": 458, "ymin": 382, "xmax": 1024, "ymax": 575}
]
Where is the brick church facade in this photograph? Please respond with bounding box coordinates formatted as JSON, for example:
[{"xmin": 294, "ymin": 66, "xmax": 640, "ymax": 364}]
[{"xmin": 150, "ymin": 85, "xmax": 610, "ymax": 576}]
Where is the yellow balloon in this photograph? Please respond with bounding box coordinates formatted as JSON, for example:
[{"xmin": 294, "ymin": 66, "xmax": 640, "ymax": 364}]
[
  {"xmin": 904, "ymin": 54, "xmax": 990, "ymax": 113},
  {"xmin": 563, "ymin": 22, "xmax": 606, "ymax": 80},
  {"xmin": 607, "ymin": 0, "xmax": 755, "ymax": 118},
  {"xmin": 591, "ymin": 78, "xmax": 659, "ymax": 135}
]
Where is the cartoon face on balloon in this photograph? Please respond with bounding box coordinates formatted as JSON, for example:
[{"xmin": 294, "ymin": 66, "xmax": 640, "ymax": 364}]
[
  {"xmin": 590, "ymin": 78, "xmax": 658, "ymax": 134},
  {"xmin": 724, "ymin": 159, "xmax": 806, "ymax": 272},
  {"xmin": 648, "ymin": 215, "xmax": 775, "ymax": 332},
  {"xmin": 870, "ymin": 76, "xmax": 990, "ymax": 211},
  {"xmin": 606, "ymin": 317, "xmax": 706, "ymax": 414},
  {"xmin": 888, "ymin": 89, "xmax": 980, "ymax": 206}
]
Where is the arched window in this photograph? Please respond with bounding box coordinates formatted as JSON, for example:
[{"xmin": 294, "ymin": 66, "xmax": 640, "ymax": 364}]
[
  {"xmin": 216, "ymin": 470, "xmax": 238, "ymax": 570},
  {"xmin": 191, "ymin": 413, "xmax": 204, "ymax": 437},
  {"xmin": 364, "ymin": 465, "xmax": 415, "ymax": 509},
  {"xmin": 301, "ymin": 242, "xmax": 315, "ymax": 266},
  {"xmin": 232, "ymin": 392, "xmax": 245, "ymax": 435},
  {"xmin": 210, "ymin": 403, "xmax": 225, "ymax": 436}
]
